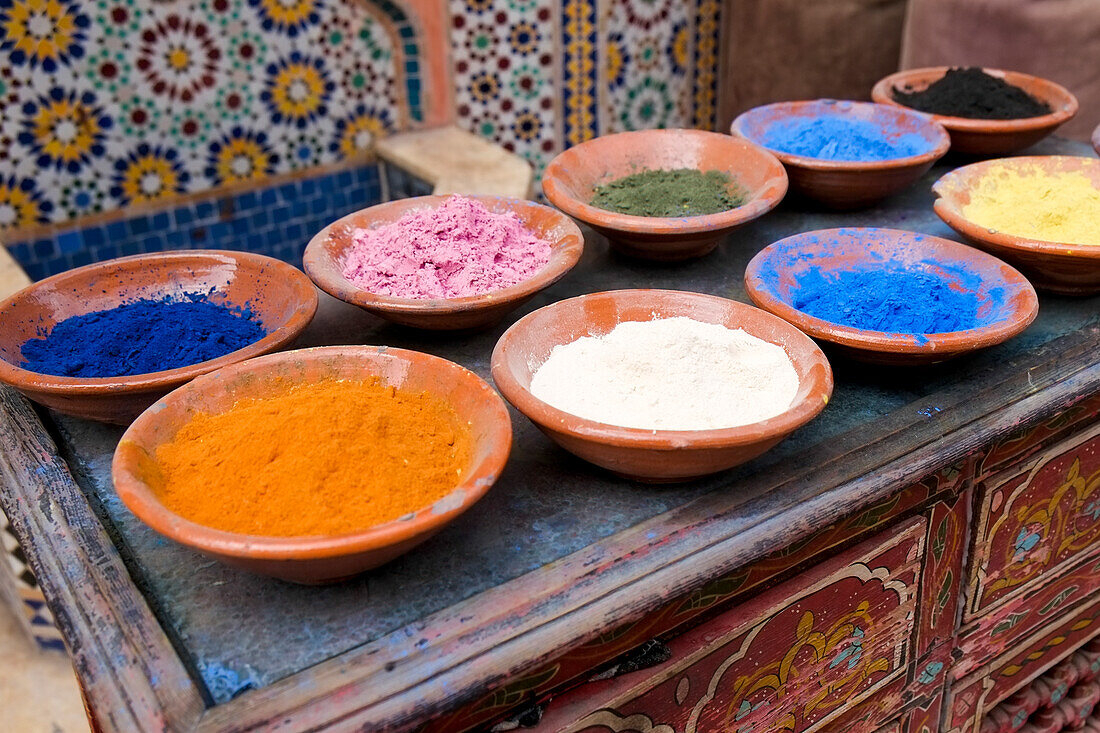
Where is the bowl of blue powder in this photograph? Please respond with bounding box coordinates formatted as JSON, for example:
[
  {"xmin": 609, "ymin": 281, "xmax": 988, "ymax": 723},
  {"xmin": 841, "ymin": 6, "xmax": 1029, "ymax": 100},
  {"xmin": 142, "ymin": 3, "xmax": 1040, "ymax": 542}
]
[
  {"xmin": 731, "ymin": 99, "xmax": 950, "ymax": 209},
  {"xmin": 743, "ymin": 228, "xmax": 1038, "ymax": 365},
  {"xmin": 0, "ymin": 251, "xmax": 318, "ymax": 423}
]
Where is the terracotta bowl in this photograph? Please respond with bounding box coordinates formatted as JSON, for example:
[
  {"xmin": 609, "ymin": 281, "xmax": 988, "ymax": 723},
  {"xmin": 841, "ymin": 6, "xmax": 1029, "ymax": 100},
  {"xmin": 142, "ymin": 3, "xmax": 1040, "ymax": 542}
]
[
  {"xmin": 744, "ymin": 228, "xmax": 1039, "ymax": 366},
  {"xmin": 541, "ymin": 129, "xmax": 787, "ymax": 261},
  {"xmin": 490, "ymin": 289, "xmax": 832, "ymax": 482},
  {"xmin": 303, "ymin": 195, "xmax": 584, "ymax": 331},
  {"xmin": 113, "ymin": 346, "xmax": 513, "ymax": 584},
  {"xmin": 729, "ymin": 99, "xmax": 950, "ymax": 209},
  {"xmin": 0, "ymin": 251, "xmax": 318, "ymax": 424},
  {"xmin": 871, "ymin": 67, "xmax": 1078, "ymax": 155},
  {"xmin": 932, "ymin": 156, "xmax": 1100, "ymax": 295}
]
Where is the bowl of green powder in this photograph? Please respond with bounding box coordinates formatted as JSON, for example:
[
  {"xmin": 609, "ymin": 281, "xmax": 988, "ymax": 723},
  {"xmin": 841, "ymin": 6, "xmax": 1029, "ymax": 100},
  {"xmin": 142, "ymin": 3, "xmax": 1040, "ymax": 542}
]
[{"xmin": 542, "ymin": 129, "xmax": 788, "ymax": 261}]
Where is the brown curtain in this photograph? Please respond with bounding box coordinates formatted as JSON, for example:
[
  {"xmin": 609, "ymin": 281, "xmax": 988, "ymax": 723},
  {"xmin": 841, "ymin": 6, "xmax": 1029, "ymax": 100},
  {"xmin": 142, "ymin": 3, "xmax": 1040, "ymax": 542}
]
[
  {"xmin": 718, "ymin": 0, "xmax": 908, "ymax": 131},
  {"xmin": 900, "ymin": 0, "xmax": 1100, "ymax": 141}
]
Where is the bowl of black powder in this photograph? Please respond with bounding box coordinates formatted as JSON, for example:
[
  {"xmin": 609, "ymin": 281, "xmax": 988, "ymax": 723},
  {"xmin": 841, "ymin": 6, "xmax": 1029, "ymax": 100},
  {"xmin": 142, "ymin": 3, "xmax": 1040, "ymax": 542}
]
[{"xmin": 872, "ymin": 66, "xmax": 1077, "ymax": 155}]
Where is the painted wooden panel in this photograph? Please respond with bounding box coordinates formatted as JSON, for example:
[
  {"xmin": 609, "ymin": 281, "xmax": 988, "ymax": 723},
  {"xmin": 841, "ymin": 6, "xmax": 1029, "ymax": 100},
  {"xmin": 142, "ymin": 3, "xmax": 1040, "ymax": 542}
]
[
  {"xmin": 978, "ymin": 641, "xmax": 1100, "ymax": 733},
  {"xmin": 979, "ymin": 393, "xmax": 1100, "ymax": 482},
  {"xmin": 946, "ymin": 598, "xmax": 1100, "ymax": 733},
  {"xmin": 967, "ymin": 423, "xmax": 1100, "ymax": 620},
  {"xmin": 822, "ymin": 672, "xmax": 907, "ymax": 733},
  {"xmin": 913, "ymin": 643, "xmax": 954, "ymax": 702},
  {"xmin": 527, "ymin": 518, "xmax": 923, "ymax": 733},
  {"xmin": 427, "ymin": 468, "xmax": 960, "ymax": 733},
  {"xmin": 959, "ymin": 554, "xmax": 1100, "ymax": 678},
  {"xmin": 906, "ymin": 691, "xmax": 945, "ymax": 733},
  {"xmin": 918, "ymin": 486, "xmax": 971, "ymax": 658}
]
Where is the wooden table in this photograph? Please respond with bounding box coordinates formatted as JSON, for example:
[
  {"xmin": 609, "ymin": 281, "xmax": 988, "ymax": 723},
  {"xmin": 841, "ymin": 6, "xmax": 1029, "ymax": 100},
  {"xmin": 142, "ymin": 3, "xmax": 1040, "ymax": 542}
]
[{"xmin": 2, "ymin": 137, "xmax": 1099, "ymax": 733}]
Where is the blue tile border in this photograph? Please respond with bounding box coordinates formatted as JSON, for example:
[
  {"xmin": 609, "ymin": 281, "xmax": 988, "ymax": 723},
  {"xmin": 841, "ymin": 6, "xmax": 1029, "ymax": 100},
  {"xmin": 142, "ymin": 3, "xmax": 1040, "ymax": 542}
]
[
  {"xmin": 369, "ymin": 0, "xmax": 423, "ymax": 122},
  {"xmin": 6, "ymin": 164, "xmax": 385, "ymax": 279}
]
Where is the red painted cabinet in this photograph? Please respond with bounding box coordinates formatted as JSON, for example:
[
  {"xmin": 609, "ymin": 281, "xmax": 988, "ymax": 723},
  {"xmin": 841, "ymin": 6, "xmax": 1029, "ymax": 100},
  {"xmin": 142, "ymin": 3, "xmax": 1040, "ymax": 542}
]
[
  {"xmin": 967, "ymin": 423, "xmax": 1100, "ymax": 622},
  {"xmin": 471, "ymin": 399, "xmax": 1100, "ymax": 733},
  {"xmin": 532, "ymin": 519, "xmax": 923, "ymax": 733}
]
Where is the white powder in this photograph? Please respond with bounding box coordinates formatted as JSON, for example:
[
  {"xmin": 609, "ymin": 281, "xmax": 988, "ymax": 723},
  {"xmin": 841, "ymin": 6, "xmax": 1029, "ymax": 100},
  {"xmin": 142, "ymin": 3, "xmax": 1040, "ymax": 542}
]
[{"xmin": 529, "ymin": 316, "xmax": 800, "ymax": 431}]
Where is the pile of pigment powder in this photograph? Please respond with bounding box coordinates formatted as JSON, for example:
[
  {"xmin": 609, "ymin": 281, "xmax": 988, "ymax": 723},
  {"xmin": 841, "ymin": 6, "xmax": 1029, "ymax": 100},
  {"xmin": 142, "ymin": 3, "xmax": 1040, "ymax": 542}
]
[
  {"xmin": 529, "ymin": 317, "xmax": 799, "ymax": 431},
  {"xmin": 589, "ymin": 169, "xmax": 745, "ymax": 217},
  {"xmin": 151, "ymin": 377, "xmax": 472, "ymax": 537},
  {"xmin": 958, "ymin": 164, "xmax": 1100, "ymax": 245},
  {"xmin": 892, "ymin": 67, "xmax": 1051, "ymax": 120},
  {"xmin": 341, "ymin": 195, "xmax": 552, "ymax": 299},
  {"xmin": 760, "ymin": 116, "xmax": 931, "ymax": 161},
  {"xmin": 20, "ymin": 294, "xmax": 266, "ymax": 378},
  {"xmin": 790, "ymin": 265, "xmax": 982, "ymax": 336}
]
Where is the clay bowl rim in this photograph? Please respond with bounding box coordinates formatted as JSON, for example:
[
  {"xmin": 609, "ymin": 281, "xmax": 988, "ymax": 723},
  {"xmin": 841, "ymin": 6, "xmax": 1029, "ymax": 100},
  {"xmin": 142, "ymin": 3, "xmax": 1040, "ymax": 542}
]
[
  {"xmin": 729, "ymin": 99, "xmax": 951, "ymax": 172},
  {"xmin": 932, "ymin": 156, "xmax": 1100, "ymax": 261},
  {"xmin": 743, "ymin": 227, "xmax": 1040, "ymax": 356},
  {"xmin": 1092, "ymin": 122, "xmax": 1099, "ymax": 156},
  {"xmin": 302, "ymin": 194, "xmax": 584, "ymax": 317},
  {"xmin": 490, "ymin": 289, "xmax": 833, "ymax": 450},
  {"xmin": 870, "ymin": 67, "xmax": 1079, "ymax": 133},
  {"xmin": 540, "ymin": 128, "xmax": 789, "ymax": 236},
  {"xmin": 0, "ymin": 250, "xmax": 319, "ymax": 396},
  {"xmin": 112, "ymin": 345, "xmax": 513, "ymax": 561}
]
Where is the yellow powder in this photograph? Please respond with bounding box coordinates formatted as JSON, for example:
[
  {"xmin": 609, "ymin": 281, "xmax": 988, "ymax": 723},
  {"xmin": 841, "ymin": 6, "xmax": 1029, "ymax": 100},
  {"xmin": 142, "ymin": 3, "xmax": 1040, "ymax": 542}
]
[{"xmin": 960, "ymin": 167, "xmax": 1100, "ymax": 246}]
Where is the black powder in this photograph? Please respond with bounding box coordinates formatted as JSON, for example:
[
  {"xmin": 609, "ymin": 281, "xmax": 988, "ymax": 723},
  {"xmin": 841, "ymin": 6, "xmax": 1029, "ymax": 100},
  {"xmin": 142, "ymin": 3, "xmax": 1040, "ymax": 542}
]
[{"xmin": 892, "ymin": 67, "xmax": 1052, "ymax": 120}]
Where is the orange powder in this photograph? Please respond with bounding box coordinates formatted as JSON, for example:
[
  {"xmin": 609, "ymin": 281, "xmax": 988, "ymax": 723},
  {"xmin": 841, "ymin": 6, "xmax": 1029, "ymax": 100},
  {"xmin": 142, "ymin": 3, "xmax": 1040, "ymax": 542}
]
[{"xmin": 153, "ymin": 378, "xmax": 473, "ymax": 537}]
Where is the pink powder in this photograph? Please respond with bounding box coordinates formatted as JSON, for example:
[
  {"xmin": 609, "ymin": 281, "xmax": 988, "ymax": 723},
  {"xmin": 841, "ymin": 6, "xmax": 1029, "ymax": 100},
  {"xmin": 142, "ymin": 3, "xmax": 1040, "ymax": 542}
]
[{"xmin": 341, "ymin": 195, "xmax": 553, "ymax": 299}]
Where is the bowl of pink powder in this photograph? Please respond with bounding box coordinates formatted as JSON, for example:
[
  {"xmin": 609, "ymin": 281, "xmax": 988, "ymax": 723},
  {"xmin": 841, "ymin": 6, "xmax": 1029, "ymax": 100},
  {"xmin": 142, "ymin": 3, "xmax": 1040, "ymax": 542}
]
[{"xmin": 303, "ymin": 195, "xmax": 584, "ymax": 330}]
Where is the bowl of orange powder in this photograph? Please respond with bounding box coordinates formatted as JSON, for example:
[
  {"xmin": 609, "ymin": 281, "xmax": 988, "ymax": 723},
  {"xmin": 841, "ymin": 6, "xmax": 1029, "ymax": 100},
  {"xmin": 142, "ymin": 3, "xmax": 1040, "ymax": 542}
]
[{"xmin": 112, "ymin": 346, "xmax": 512, "ymax": 583}]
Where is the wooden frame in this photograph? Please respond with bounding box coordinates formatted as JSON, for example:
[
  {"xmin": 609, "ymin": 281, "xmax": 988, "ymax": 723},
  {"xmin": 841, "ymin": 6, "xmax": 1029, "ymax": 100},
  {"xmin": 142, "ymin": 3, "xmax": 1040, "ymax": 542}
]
[{"xmin": 3, "ymin": 316, "xmax": 1099, "ymax": 731}]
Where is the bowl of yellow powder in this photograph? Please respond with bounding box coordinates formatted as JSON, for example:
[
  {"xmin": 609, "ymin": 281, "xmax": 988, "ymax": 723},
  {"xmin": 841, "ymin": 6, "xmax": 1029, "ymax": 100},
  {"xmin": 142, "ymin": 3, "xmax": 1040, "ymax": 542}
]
[
  {"xmin": 112, "ymin": 346, "xmax": 512, "ymax": 583},
  {"xmin": 933, "ymin": 156, "xmax": 1100, "ymax": 294}
]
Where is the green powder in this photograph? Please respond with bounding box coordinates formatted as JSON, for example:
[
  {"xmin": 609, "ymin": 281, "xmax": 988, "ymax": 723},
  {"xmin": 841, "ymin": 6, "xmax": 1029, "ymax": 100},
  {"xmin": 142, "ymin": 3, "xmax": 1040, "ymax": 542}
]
[{"xmin": 589, "ymin": 168, "xmax": 745, "ymax": 217}]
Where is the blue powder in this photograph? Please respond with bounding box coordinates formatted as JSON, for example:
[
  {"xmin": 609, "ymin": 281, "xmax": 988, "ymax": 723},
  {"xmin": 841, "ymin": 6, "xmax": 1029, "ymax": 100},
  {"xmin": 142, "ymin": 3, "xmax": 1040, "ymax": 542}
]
[
  {"xmin": 21, "ymin": 293, "xmax": 266, "ymax": 378},
  {"xmin": 760, "ymin": 116, "xmax": 932, "ymax": 161},
  {"xmin": 791, "ymin": 265, "xmax": 979, "ymax": 335}
]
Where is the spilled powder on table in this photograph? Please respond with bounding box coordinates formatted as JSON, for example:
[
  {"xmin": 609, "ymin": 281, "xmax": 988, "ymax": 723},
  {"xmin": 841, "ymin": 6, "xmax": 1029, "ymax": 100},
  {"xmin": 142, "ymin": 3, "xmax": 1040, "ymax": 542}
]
[
  {"xmin": 530, "ymin": 317, "xmax": 799, "ymax": 431},
  {"xmin": 342, "ymin": 195, "xmax": 553, "ymax": 299}
]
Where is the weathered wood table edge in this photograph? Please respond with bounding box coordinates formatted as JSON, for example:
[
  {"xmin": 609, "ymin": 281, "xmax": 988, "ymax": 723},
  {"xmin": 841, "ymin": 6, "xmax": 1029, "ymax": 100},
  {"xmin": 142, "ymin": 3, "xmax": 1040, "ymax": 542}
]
[
  {"xmin": 4, "ymin": 149, "xmax": 1100, "ymax": 731},
  {"xmin": 6, "ymin": 330, "xmax": 1100, "ymax": 732}
]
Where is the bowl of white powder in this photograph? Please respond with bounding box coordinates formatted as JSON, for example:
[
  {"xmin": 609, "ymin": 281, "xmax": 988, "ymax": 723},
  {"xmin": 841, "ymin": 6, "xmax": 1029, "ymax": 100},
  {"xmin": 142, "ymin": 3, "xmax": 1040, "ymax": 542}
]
[{"xmin": 490, "ymin": 289, "xmax": 833, "ymax": 482}]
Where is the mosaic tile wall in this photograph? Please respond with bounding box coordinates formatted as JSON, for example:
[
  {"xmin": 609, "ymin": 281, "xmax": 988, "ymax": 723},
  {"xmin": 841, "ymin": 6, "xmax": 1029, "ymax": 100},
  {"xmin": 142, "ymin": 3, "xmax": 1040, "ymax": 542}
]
[
  {"xmin": 8, "ymin": 162, "xmax": 382, "ymax": 280},
  {"xmin": 2, "ymin": 514, "xmax": 64, "ymax": 651},
  {"xmin": 450, "ymin": 0, "xmax": 722, "ymax": 177},
  {"xmin": 0, "ymin": 0, "xmax": 409, "ymax": 233},
  {"xmin": 1, "ymin": 0, "xmax": 725, "ymax": 278}
]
